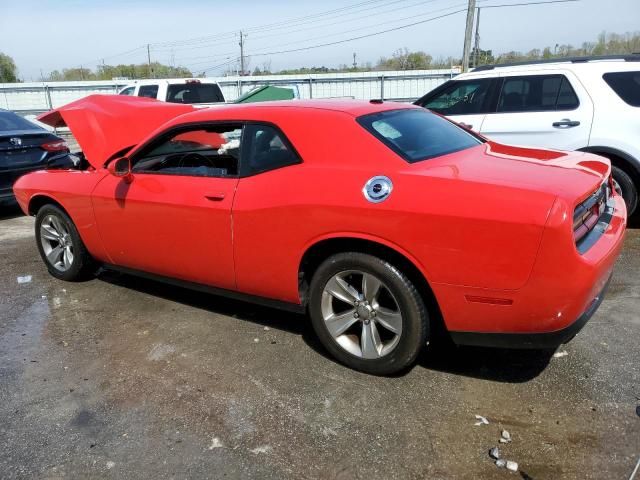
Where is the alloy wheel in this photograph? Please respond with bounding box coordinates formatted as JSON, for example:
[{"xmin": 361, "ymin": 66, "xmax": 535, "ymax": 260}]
[
  {"xmin": 39, "ymin": 214, "xmax": 74, "ymax": 272},
  {"xmin": 321, "ymin": 270, "xmax": 403, "ymax": 359}
]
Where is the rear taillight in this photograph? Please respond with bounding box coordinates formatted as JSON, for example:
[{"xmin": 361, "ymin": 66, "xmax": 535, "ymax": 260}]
[
  {"xmin": 573, "ymin": 183, "xmax": 609, "ymax": 244},
  {"xmin": 41, "ymin": 140, "xmax": 68, "ymax": 152}
]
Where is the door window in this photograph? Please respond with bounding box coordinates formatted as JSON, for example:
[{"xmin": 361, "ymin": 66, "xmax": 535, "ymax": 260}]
[
  {"xmin": 241, "ymin": 124, "xmax": 300, "ymax": 175},
  {"xmin": 497, "ymin": 75, "xmax": 579, "ymax": 112},
  {"xmin": 419, "ymin": 79, "xmax": 493, "ymax": 115},
  {"xmin": 119, "ymin": 86, "xmax": 135, "ymax": 96},
  {"xmin": 603, "ymin": 71, "xmax": 640, "ymax": 107},
  {"xmin": 138, "ymin": 85, "xmax": 159, "ymax": 99},
  {"xmin": 132, "ymin": 125, "xmax": 242, "ymax": 177}
]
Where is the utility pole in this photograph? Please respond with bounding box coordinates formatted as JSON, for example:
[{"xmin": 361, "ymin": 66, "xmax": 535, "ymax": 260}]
[
  {"xmin": 239, "ymin": 31, "xmax": 246, "ymax": 76},
  {"xmin": 473, "ymin": 7, "xmax": 481, "ymax": 68},
  {"xmin": 461, "ymin": 0, "xmax": 476, "ymax": 72},
  {"xmin": 147, "ymin": 43, "xmax": 152, "ymax": 78},
  {"xmin": 353, "ymin": 52, "xmax": 357, "ymax": 69}
]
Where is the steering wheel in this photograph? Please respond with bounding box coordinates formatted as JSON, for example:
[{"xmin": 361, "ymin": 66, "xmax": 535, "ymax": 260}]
[{"xmin": 178, "ymin": 152, "xmax": 216, "ymax": 169}]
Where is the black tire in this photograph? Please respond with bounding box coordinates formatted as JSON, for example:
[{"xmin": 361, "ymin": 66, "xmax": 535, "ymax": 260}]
[
  {"xmin": 308, "ymin": 252, "xmax": 429, "ymax": 375},
  {"xmin": 35, "ymin": 204, "xmax": 96, "ymax": 281},
  {"xmin": 611, "ymin": 165, "xmax": 638, "ymax": 216}
]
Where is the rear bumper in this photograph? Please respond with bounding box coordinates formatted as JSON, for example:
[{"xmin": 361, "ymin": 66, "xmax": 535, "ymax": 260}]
[{"xmin": 449, "ymin": 275, "xmax": 611, "ymax": 349}]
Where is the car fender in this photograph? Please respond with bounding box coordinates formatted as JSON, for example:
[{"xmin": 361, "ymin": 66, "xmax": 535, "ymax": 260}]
[{"xmin": 14, "ymin": 170, "xmax": 110, "ymax": 262}]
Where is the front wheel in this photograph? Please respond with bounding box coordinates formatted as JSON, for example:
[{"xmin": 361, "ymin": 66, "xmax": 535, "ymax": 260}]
[
  {"xmin": 309, "ymin": 252, "xmax": 429, "ymax": 375},
  {"xmin": 35, "ymin": 204, "xmax": 95, "ymax": 281}
]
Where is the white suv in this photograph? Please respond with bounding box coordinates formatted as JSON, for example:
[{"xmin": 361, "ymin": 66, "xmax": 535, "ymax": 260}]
[
  {"xmin": 118, "ymin": 79, "xmax": 225, "ymax": 106},
  {"xmin": 415, "ymin": 55, "xmax": 640, "ymax": 217}
]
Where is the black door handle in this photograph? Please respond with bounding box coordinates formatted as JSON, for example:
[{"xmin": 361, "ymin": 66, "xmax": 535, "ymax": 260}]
[
  {"xmin": 205, "ymin": 193, "xmax": 225, "ymax": 201},
  {"xmin": 552, "ymin": 119, "xmax": 580, "ymax": 128}
]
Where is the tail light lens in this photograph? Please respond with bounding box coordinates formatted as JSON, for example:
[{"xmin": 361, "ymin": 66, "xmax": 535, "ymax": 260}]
[
  {"xmin": 41, "ymin": 140, "xmax": 69, "ymax": 152},
  {"xmin": 573, "ymin": 183, "xmax": 609, "ymax": 244}
]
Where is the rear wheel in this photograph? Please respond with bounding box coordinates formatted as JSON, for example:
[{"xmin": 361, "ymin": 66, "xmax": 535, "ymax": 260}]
[
  {"xmin": 35, "ymin": 204, "xmax": 95, "ymax": 281},
  {"xmin": 611, "ymin": 165, "xmax": 638, "ymax": 216},
  {"xmin": 309, "ymin": 252, "xmax": 428, "ymax": 375}
]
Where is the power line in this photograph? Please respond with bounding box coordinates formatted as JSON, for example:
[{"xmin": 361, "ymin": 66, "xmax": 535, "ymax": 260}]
[
  {"xmin": 243, "ymin": 0, "xmax": 447, "ymax": 45},
  {"xmin": 165, "ymin": 0, "xmax": 458, "ymax": 68},
  {"xmin": 150, "ymin": 0, "xmax": 402, "ymax": 50},
  {"xmin": 469, "ymin": 0, "xmax": 581, "ymax": 68},
  {"xmin": 250, "ymin": 8, "xmax": 467, "ymax": 58},
  {"xmin": 151, "ymin": 0, "xmax": 444, "ymax": 56},
  {"xmin": 481, "ymin": 0, "xmax": 579, "ymax": 8},
  {"xmin": 248, "ymin": 3, "xmax": 467, "ymax": 56}
]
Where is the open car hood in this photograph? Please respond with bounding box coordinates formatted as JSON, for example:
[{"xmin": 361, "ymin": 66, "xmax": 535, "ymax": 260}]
[{"xmin": 37, "ymin": 95, "xmax": 195, "ymax": 169}]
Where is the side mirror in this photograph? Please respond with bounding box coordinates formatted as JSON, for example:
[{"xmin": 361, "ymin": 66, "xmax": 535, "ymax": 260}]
[{"xmin": 107, "ymin": 157, "xmax": 132, "ymax": 181}]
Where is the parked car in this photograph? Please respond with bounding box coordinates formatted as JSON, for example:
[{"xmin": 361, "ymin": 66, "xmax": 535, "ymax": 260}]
[
  {"xmin": 415, "ymin": 55, "xmax": 640, "ymax": 217},
  {"xmin": 118, "ymin": 79, "xmax": 225, "ymax": 106},
  {"xmin": 13, "ymin": 95, "xmax": 626, "ymax": 375},
  {"xmin": 0, "ymin": 109, "xmax": 72, "ymax": 205}
]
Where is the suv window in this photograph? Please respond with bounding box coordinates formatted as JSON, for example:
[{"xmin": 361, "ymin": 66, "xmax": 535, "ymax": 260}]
[
  {"xmin": 603, "ymin": 71, "xmax": 640, "ymax": 107},
  {"xmin": 242, "ymin": 124, "xmax": 300, "ymax": 175},
  {"xmin": 358, "ymin": 109, "xmax": 481, "ymax": 163},
  {"xmin": 138, "ymin": 85, "xmax": 159, "ymax": 99},
  {"xmin": 119, "ymin": 86, "xmax": 135, "ymax": 96},
  {"xmin": 419, "ymin": 79, "xmax": 493, "ymax": 115},
  {"xmin": 132, "ymin": 125, "xmax": 242, "ymax": 177},
  {"xmin": 166, "ymin": 83, "xmax": 224, "ymax": 104},
  {"xmin": 497, "ymin": 75, "xmax": 579, "ymax": 112}
]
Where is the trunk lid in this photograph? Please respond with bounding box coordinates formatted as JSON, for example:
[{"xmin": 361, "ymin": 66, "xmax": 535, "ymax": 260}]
[
  {"xmin": 409, "ymin": 141, "xmax": 610, "ymax": 206},
  {"xmin": 37, "ymin": 95, "xmax": 195, "ymax": 169}
]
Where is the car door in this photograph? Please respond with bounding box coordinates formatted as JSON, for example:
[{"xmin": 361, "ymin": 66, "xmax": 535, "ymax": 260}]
[
  {"xmin": 415, "ymin": 77, "xmax": 498, "ymax": 133},
  {"xmin": 91, "ymin": 124, "xmax": 242, "ymax": 289},
  {"xmin": 479, "ymin": 71, "xmax": 594, "ymax": 150},
  {"xmin": 231, "ymin": 122, "xmax": 304, "ymax": 301}
]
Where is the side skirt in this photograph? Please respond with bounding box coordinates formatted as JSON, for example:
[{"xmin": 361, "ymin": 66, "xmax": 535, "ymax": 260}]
[{"xmin": 102, "ymin": 264, "xmax": 307, "ymax": 315}]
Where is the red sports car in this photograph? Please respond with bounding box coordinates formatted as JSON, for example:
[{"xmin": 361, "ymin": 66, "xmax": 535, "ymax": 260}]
[{"xmin": 13, "ymin": 95, "xmax": 626, "ymax": 375}]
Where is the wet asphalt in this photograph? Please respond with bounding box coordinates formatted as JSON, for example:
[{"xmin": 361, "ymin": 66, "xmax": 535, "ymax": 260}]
[{"xmin": 0, "ymin": 205, "xmax": 638, "ymax": 480}]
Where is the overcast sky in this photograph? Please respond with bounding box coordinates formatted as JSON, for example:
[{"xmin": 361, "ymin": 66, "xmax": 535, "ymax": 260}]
[{"xmin": 1, "ymin": 0, "xmax": 639, "ymax": 80}]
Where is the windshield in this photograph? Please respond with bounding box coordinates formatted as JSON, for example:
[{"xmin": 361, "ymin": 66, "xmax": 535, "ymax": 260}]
[
  {"xmin": 0, "ymin": 111, "xmax": 42, "ymax": 132},
  {"xmin": 357, "ymin": 108, "xmax": 481, "ymax": 163},
  {"xmin": 166, "ymin": 83, "xmax": 225, "ymax": 104}
]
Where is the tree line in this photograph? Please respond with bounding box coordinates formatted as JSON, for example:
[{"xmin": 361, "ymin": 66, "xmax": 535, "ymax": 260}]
[{"xmin": 1, "ymin": 31, "xmax": 638, "ymax": 83}]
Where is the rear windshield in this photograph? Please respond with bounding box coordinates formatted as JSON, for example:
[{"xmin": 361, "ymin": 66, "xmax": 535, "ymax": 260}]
[
  {"xmin": 0, "ymin": 111, "xmax": 41, "ymax": 132},
  {"xmin": 603, "ymin": 71, "xmax": 640, "ymax": 107},
  {"xmin": 166, "ymin": 83, "xmax": 224, "ymax": 104},
  {"xmin": 357, "ymin": 109, "xmax": 481, "ymax": 163}
]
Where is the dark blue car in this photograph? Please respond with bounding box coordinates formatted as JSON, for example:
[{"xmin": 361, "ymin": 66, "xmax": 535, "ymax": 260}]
[{"xmin": 0, "ymin": 109, "xmax": 74, "ymax": 205}]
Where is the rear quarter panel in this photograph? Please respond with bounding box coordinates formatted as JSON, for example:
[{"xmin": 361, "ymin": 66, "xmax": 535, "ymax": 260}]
[{"xmin": 231, "ymin": 109, "xmax": 555, "ymax": 304}]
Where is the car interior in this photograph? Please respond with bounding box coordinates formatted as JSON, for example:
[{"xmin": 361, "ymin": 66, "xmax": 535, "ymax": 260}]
[{"xmin": 132, "ymin": 128, "xmax": 241, "ymax": 177}]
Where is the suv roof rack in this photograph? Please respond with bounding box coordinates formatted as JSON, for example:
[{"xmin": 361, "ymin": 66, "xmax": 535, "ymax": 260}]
[{"xmin": 472, "ymin": 54, "xmax": 640, "ymax": 72}]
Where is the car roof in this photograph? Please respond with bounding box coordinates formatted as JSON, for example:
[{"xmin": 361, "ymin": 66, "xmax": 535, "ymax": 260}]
[
  {"xmin": 124, "ymin": 79, "xmax": 221, "ymax": 86},
  {"xmin": 464, "ymin": 55, "xmax": 640, "ymax": 77},
  {"xmin": 171, "ymin": 99, "xmax": 417, "ymax": 122}
]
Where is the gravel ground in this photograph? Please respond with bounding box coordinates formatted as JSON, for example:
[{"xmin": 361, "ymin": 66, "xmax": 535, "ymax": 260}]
[{"xmin": 0, "ymin": 205, "xmax": 638, "ymax": 480}]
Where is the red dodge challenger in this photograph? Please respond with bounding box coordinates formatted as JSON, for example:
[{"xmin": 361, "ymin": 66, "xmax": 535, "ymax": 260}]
[{"xmin": 13, "ymin": 95, "xmax": 626, "ymax": 375}]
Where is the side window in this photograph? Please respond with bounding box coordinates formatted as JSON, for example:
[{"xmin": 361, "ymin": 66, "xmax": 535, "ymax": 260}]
[
  {"xmin": 119, "ymin": 87, "xmax": 135, "ymax": 96},
  {"xmin": 138, "ymin": 85, "xmax": 159, "ymax": 99},
  {"xmin": 242, "ymin": 124, "xmax": 300, "ymax": 175},
  {"xmin": 497, "ymin": 75, "xmax": 579, "ymax": 112},
  {"xmin": 603, "ymin": 71, "xmax": 640, "ymax": 107},
  {"xmin": 132, "ymin": 125, "xmax": 242, "ymax": 177},
  {"xmin": 420, "ymin": 79, "xmax": 493, "ymax": 115}
]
